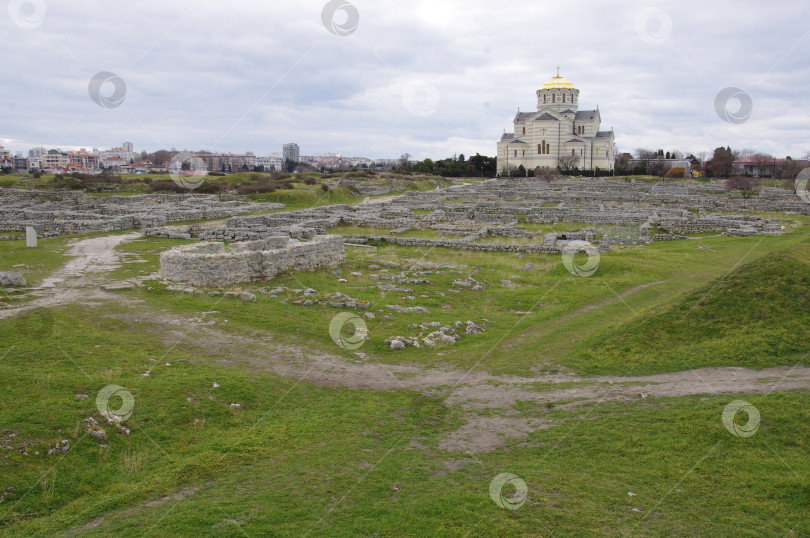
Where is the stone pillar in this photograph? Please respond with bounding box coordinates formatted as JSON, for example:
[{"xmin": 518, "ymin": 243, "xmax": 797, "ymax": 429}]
[{"xmin": 25, "ymin": 226, "xmax": 37, "ymax": 248}]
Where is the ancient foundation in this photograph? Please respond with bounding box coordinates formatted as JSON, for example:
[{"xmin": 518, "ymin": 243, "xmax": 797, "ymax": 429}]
[{"xmin": 159, "ymin": 235, "xmax": 346, "ymax": 287}]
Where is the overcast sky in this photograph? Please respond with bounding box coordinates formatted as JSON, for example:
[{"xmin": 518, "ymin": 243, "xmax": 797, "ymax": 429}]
[{"xmin": 1, "ymin": 0, "xmax": 808, "ymax": 160}]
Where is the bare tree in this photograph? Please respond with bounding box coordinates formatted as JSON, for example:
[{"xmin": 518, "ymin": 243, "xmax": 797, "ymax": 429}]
[
  {"xmin": 635, "ymin": 148, "xmax": 657, "ymax": 160},
  {"xmin": 558, "ymin": 153, "xmax": 580, "ymax": 172},
  {"xmin": 534, "ymin": 166, "xmax": 562, "ymax": 182},
  {"xmin": 648, "ymin": 159, "xmax": 666, "ymax": 177},
  {"xmin": 736, "ymin": 148, "xmax": 758, "ymax": 159},
  {"xmin": 752, "ymin": 153, "xmax": 775, "ymax": 177},
  {"xmin": 399, "ymin": 153, "xmax": 411, "ymax": 168},
  {"xmin": 725, "ymin": 176, "xmax": 758, "ymax": 199}
]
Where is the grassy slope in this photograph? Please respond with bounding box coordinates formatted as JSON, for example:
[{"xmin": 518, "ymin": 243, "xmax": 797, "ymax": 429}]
[
  {"xmin": 570, "ymin": 245, "xmax": 810, "ymax": 374},
  {"xmin": 0, "ymin": 304, "xmax": 808, "ymax": 536},
  {"xmin": 120, "ymin": 224, "xmax": 810, "ymax": 379}
]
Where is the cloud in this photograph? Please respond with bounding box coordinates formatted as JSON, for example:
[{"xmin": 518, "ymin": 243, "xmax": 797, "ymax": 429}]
[{"xmin": 1, "ymin": 0, "xmax": 808, "ymax": 159}]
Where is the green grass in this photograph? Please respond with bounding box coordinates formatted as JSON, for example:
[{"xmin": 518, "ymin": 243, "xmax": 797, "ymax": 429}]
[
  {"xmin": 1, "ymin": 303, "xmax": 808, "ymax": 535},
  {"xmin": 569, "ymin": 244, "xmax": 810, "ymax": 375},
  {"xmin": 93, "ymin": 223, "xmax": 810, "ymax": 382},
  {"xmin": 1, "ymin": 210, "xmax": 809, "ymax": 535},
  {"xmin": 0, "ymin": 237, "xmax": 70, "ymax": 288}
]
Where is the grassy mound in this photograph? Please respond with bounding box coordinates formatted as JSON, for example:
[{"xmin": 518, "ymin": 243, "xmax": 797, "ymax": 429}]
[{"xmin": 574, "ymin": 245, "xmax": 810, "ymax": 374}]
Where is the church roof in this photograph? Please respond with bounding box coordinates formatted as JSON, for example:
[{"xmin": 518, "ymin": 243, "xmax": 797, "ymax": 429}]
[
  {"xmin": 575, "ymin": 110, "xmax": 598, "ymax": 120},
  {"xmin": 514, "ymin": 112, "xmax": 533, "ymax": 121},
  {"xmin": 508, "ymin": 139, "xmax": 527, "ymax": 144},
  {"xmin": 500, "ymin": 133, "xmax": 515, "ymax": 141},
  {"xmin": 541, "ymin": 68, "xmax": 577, "ymax": 90},
  {"xmin": 561, "ymin": 109, "xmax": 576, "ymax": 114},
  {"xmin": 535, "ymin": 113, "xmax": 558, "ymax": 121},
  {"xmin": 595, "ymin": 131, "xmax": 613, "ymax": 138},
  {"xmin": 566, "ymin": 138, "xmax": 585, "ymax": 143}
]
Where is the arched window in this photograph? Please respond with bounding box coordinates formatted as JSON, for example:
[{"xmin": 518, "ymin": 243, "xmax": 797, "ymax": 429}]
[
  {"xmin": 562, "ymin": 94, "xmax": 565, "ymax": 103},
  {"xmin": 543, "ymin": 95, "xmax": 546, "ymax": 103},
  {"xmin": 522, "ymin": 127, "xmax": 525, "ymax": 135},
  {"xmin": 514, "ymin": 150, "xmax": 517, "ymax": 157},
  {"xmin": 552, "ymin": 94, "xmax": 556, "ymax": 103},
  {"xmin": 572, "ymin": 149, "xmax": 575, "ymax": 156},
  {"xmin": 538, "ymin": 144, "xmax": 542, "ymax": 154}
]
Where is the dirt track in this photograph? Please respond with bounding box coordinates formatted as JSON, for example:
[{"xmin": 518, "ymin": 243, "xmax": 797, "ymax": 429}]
[{"xmin": 4, "ymin": 231, "xmax": 810, "ymax": 453}]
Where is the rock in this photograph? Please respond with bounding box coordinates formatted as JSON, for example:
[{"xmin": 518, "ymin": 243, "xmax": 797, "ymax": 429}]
[
  {"xmin": 390, "ymin": 340, "xmax": 405, "ymax": 350},
  {"xmin": 386, "ymin": 305, "xmax": 429, "ymax": 314},
  {"xmin": 0, "ymin": 272, "xmax": 26, "ymax": 287},
  {"xmin": 101, "ymin": 282, "xmax": 134, "ymax": 291},
  {"xmin": 208, "ymin": 291, "xmax": 222, "ymax": 297},
  {"xmin": 364, "ymin": 312, "xmax": 375, "ymax": 319},
  {"xmin": 83, "ymin": 417, "xmax": 107, "ymax": 440},
  {"xmin": 47, "ymin": 440, "xmax": 70, "ymax": 455},
  {"xmin": 212, "ymin": 382, "xmax": 220, "ymax": 388},
  {"xmin": 239, "ymin": 292, "xmax": 256, "ymax": 302},
  {"xmin": 465, "ymin": 321, "xmax": 485, "ymax": 334}
]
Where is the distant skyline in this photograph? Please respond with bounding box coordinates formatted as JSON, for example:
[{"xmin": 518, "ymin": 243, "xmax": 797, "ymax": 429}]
[{"xmin": 2, "ymin": 0, "xmax": 809, "ymax": 160}]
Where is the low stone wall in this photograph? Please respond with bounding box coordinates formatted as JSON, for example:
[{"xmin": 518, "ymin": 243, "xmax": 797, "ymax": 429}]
[
  {"xmin": 159, "ymin": 235, "xmax": 345, "ymax": 287},
  {"xmin": 340, "ymin": 234, "xmax": 563, "ymax": 253}
]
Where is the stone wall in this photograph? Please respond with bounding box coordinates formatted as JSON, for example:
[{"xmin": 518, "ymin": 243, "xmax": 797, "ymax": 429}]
[
  {"xmin": 159, "ymin": 235, "xmax": 345, "ymax": 287},
  {"xmin": 0, "ymin": 189, "xmax": 284, "ymax": 236}
]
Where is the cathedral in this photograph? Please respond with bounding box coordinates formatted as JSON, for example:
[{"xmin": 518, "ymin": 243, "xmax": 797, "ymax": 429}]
[{"xmin": 497, "ymin": 69, "xmax": 615, "ymax": 175}]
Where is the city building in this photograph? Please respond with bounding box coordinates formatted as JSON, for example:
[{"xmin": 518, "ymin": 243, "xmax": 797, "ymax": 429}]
[
  {"xmin": 41, "ymin": 149, "xmax": 70, "ymax": 171},
  {"xmin": 99, "ymin": 141, "xmax": 137, "ymax": 163},
  {"xmin": 256, "ymin": 154, "xmax": 283, "ymax": 172},
  {"xmin": 28, "ymin": 147, "xmax": 46, "ymax": 168},
  {"xmin": 68, "ymin": 150, "xmax": 100, "ymax": 170},
  {"xmin": 496, "ymin": 69, "xmax": 615, "ymax": 175},
  {"xmin": 283, "ymin": 143, "xmax": 300, "ymax": 163}
]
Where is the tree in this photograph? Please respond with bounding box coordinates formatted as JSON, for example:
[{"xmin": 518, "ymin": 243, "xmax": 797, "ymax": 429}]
[
  {"xmin": 399, "ymin": 153, "xmax": 411, "ymax": 168},
  {"xmin": 648, "ymin": 160, "xmax": 666, "ymax": 177},
  {"xmin": 635, "ymin": 148, "xmax": 657, "ymax": 160},
  {"xmin": 558, "ymin": 153, "xmax": 580, "ymax": 173},
  {"xmin": 752, "ymin": 154, "xmax": 775, "ymax": 177},
  {"xmin": 614, "ymin": 152, "xmax": 632, "ymax": 174},
  {"xmin": 725, "ymin": 176, "xmax": 758, "ymax": 199},
  {"xmin": 707, "ymin": 147, "xmax": 735, "ymax": 177},
  {"xmin": 781, "ymin": 157, "xmax": 803, "ymax": 181}
]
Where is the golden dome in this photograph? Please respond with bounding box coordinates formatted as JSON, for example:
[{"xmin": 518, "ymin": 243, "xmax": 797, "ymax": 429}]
[{"xmin": 540, "ymin": 67, "xmax": 577, "ymax": 90}]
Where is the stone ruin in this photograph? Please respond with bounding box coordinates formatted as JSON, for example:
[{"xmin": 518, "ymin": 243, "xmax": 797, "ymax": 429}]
[
  {"xmin": 159, "ymin": 235, "xmax": 345, "ymax": 287},
  {"xmin": 145, "ymin": 177, "xmax": 801, "ymax": 263},
  {"xmin": 0, "ymin": 189, "xmax": 284, "ymax": 238},
  {"xmin": 5, "ymin": 177, "xmax": 807, "ymax": 287}
]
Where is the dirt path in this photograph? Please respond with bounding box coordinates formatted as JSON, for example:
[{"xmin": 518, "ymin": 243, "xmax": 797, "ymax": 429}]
[
  {"xmin": 0, "ymin": 232, "xmax": 140, "ymax": 319},
  {"xmin": 146, "ymin": 314, "xmax": 810, "ymax": 453},
  {"xmin": 5, "ymin": 231, "xmax": 810, "ymax": 454}
]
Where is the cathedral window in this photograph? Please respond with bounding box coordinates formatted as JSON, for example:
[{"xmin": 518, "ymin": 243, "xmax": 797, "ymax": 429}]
[
  {"xmin": 552, "ymin": 94, "xmax": 556, "ymax": 103},
  {"xmin": 562, "ymin": 94, "xmax": 565, "ymax": 103},
  {"xmin": 522, "ymin": 127, "xmax": 525, "ymax": 135}
]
